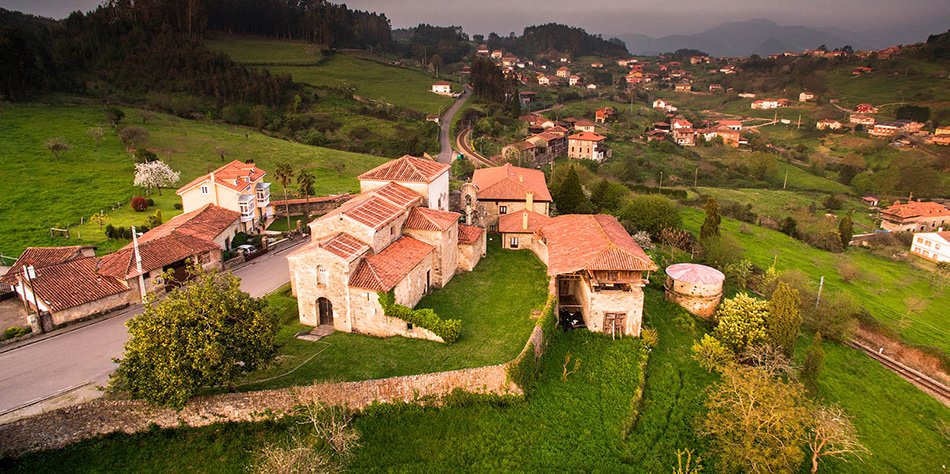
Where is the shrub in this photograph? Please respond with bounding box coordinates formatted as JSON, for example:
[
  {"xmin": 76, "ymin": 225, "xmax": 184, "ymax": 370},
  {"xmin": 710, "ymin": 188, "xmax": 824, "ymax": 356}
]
[
  {"xmin": 130, "ymin": 196, "xmax": 148, "ymax": 211},
  {"xmin": 691, "ymin": 334, "xmax": 734, "ymax": 372},
  {"xmin": 105, "ymin": 224, "xmax": 116, "ymax": 239},
  {"xmin": 146, "ymin": 198, "xmax": 155, "ymax": 206},
  {"xmin": 712, "ymin": 293, "xmax": 770, "ymax": 354},
  {"xmin": 618, "ymin": 194, "xmax": 682, "ymax": 238},
  {"xmin": 822, "ymin": 194, "xmax": 842, "ymax": 210},
  {"xmin": 377, "ymin": 290, "xmax": 461, "ymax": 343},
  {"xmin": 700, "ymin": 234, "xmax": 744, "ymax": 270},
  {"xmin": 802, "ymin": 332, "xmax": 825, "ymax": 394},
  {"xmin": 174, "ymin": 203, "xmax": 182, "ymax": 210},
  {"xmin": 2, "ymin": 326, "xmax": 31, "ymax": 340},
  {"xmin": 779, "ymin": 216, "xmax": 798, "ymax": 238}
]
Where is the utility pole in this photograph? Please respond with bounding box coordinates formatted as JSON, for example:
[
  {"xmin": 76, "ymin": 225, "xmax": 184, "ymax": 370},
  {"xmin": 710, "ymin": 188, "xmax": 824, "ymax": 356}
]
[
  {"xmin": 783, "ymin": 169, "xmax": 788, "ymax": 189},
  {"xmin": 694, "ymin": 167, "xmax": 698, "ymax": 188},
  {"xmin": 132, "ymin": 226, "xmax": 146, "ymax": 303},
  {"xmin": 815, "ymin": 275, "xmax": 824, "ymax": 309},
  {"xmin": 658, "ymin": 171, "xmax": 664, "ymax": 192},
  {"xmin": 797, "ymin": 113, "xmax": 801, "ymax": 129}
]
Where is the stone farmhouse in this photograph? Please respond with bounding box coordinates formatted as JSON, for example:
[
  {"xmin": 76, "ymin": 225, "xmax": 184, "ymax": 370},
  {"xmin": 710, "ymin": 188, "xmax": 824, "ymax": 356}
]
[
  {"xmin": 176, "ymin": 160, "xmax": 272, "ymax": 234},
  {"xmin": 287, "ymin": 156, "xmax": 486, "ymax": 342},
  {"xmin": 568, "ymin": 132, "xmax": 610, "ymax": 161},
  {"xmin": 910, "ymin": 231, "xmax": 950, "ymax": 263},
  {"xmin": 500, "ymin": 211, "xmax": 657, "ymax": 337},
  {"xmin": 880, "ymin": 201, "xmax": 950, "ymax": 232},
  {"xmin": 461, "ymin": 163, "xmax": 552, "ymax": 232}
]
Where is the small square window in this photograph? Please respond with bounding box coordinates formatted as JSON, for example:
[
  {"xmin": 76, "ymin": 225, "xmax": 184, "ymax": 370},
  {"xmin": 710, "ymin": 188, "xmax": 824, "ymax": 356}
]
[
  {"xmin": 407, "ymin": 323, "xmax": 413, "ymax": 330},
  {"xmin": 499, "ymin": 205, "xmax": 507, "ymax": 214}
]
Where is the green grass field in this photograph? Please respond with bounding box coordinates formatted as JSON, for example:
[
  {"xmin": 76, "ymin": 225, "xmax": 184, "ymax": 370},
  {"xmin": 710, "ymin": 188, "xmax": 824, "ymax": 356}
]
[
  {"xmin": 205, "ymin": 35, "xmax": 322, "ymax": 65},
  {"xmin": 822, "ymin": 58, "xmax": 950, "ymax": 109},
  {"xmin": 682, "ymin": 207, "xmax": 950, "ymax": 354},
  {"xmin": 235, "ymin": 237, "xmax": 548, "ymax": 390},
  {"xmin": 696, "ymin": 187, "xmax": 876, "ymax": 229},
  {"xmin": 0, "ymin": 102, "xmax": 386, "ymax": 255}
]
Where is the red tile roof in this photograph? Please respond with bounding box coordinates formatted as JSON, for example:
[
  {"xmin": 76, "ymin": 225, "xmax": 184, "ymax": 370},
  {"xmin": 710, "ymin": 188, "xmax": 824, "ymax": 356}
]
[
  {"xmin": 137, "ymin": 204, "xmax": 239, "ymax": 245},
  {"xmin": 98, "ymin": 233, "xmax": 219, "ymax": 280},
  {"xmin": 348, "ymin": 236, "xmax": 433, "ymax": 291},
  {"xmin": 499, "ymin": 210, "xmax": 550, "ymax": 233},
  {"xmin": 0, "ymin": 246, "xmax": 94, "ymax": 286},
  {"xmin": 538, "ymin": 214, "xmax": 656, "ymax": 276},
  {"xmin": 575, "ymin": 120, "xmax": 596, "ymax": 127},
  {"xmin": 882, "ymin": 201, "xmax": 950, "ymax": 219},
  {"xmin": 23, "ymin": 257, "xmax": 129, "ymax": 312},
  {"xmin": 357, "ymin": 155, "xmax": 450, "ymax": 184},
  {"xmin": 177, "ymin": 160, "xmax": 266, "ymax": 195},
  {"xmin": 568, "ymin": 132, "xmax": 606, "ymax": 142},
  {"xmin": 457, "ymin": 225, "xmax": 484, "ymax": 244},
  {"xmin": 319, "ymin": 233, "xmax": 371, "ymax": 262},
  {"xmin": 404, "ymin": 207, "xmax": 460, "ymax": 232},
  {"xmin": 372, "ymin": 182, "xmax": 424, "ymax": 209},
  {"xmin": 472, "ymin": 164, "xmax": 553, "ymax": 202},
  {"xmin": 342, "ymin": 196, "xmax": 404, "ymax": 229}
]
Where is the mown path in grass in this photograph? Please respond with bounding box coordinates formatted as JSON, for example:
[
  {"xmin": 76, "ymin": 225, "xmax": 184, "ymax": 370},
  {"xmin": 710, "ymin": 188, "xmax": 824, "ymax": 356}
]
[{"xmin": 237, "ymin": 237, "xmax": 547, "ymax": 390}]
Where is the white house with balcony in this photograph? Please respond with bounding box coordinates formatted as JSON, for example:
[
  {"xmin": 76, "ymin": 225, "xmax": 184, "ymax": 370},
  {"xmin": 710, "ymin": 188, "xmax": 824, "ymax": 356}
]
[
  {"xmin": 176, "ymin": 160, "xmax": 273, "ymax": 233},
  {"xmin": 910, "ymin": 231, "xmax": 950, "ymax": 263}
]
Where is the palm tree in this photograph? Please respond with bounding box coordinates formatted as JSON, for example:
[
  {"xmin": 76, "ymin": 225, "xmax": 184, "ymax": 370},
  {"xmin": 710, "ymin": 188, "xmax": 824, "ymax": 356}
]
[
  {"xmin": 297, "ymin": 169, "xmax": 315, "ymax": 209},
  {"xmin": 274, "ymin": 162, "xmax": 295, "ymax": 232}
]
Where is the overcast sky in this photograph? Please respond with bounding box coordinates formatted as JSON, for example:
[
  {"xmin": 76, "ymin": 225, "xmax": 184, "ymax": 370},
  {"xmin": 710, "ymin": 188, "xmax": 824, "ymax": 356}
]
[{"xmin": 2, "ymin": 0, "xmax": 948, "ymax": 38}]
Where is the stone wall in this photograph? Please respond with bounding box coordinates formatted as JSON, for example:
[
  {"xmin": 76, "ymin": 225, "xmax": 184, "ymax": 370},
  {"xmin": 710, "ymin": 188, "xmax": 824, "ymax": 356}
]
[
  {"xmin": 51, "ymin": 289, "xmax": 133, "ymax": 327},
  {"xmin": 271, "ymin": 195, "xmax": 351, "ymax": 218},
  {"xmin": 0, "ymin": 363, "xmax": 519, "ymax": 457}
]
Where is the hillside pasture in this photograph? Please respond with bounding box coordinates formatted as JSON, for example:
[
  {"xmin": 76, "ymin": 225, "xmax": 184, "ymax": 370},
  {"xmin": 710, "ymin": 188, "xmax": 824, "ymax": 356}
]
[{"xmin": 205, "ymin": 35, "xmax": 322, "ymax": 65}]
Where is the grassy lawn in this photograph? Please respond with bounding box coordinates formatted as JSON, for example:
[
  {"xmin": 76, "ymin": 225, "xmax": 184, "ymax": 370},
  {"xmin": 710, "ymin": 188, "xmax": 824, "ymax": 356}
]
[
  {"xmin": 696, "ymin": 187, "xmax": 876, "ymax": 229},
  {"xmin": 265, "ymin": 215, "xmax": 310, "ymax": 232},
  {"xmin": 0, "ymin": 101, "xmax": 386, "ymax": 255},
  {"xmin": 237, "ymin": 237, "xmax": 548, "ymax": 390},
  {"xmin": 268, "ymin": 53, "xmax": 457, "ymax": 114},
  {"xmin": 682, "ymin": 207, "xmax": 950, "ymax": 354},
  {"xmin": 772, "ymin": 161, "xmax": 850, "ymax": 193},
  {"xmin": 205, "ymin": 35, "xmax": 322, "ymax": 65}
]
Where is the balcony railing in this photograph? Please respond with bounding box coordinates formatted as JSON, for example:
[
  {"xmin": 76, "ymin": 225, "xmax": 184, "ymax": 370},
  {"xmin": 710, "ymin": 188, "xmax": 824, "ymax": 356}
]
[
  {"xmin": 256, "ymin": 182, "xmax": 271, "ymax": 207},
  {"xmin": 239, "ymin": 194, "xmax": 255, "ymax": 222}
]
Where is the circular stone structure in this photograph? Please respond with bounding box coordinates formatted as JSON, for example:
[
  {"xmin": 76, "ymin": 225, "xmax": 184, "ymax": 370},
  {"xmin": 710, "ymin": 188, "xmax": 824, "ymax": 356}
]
[{"xmin": 664, "ymin": 263, "xmax": 725, "ymax": 319}]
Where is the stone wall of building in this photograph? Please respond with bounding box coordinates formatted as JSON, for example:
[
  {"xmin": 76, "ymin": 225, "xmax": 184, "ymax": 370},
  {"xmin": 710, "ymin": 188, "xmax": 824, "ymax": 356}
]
[
  {"xmin": 346, "ymin": 286, "xmax": 442, "ymax": 342},
  {"xmin": 501, "ymin": 231, "xmax": 535, "ymax": 250},
  {"xmin": 50, "ymin": 290, "xmax": 132, "ymax": 326},
  {"xmin": 587, "ymin": 287, "xmax": 646, "ymax": 337},
  {"xmin": 664, "ymin": 277, "xmax": 722, "ymax": 319},
  {"xmin": 404, "ymin": 225, "xmax": 457, "ymax": 289},
  {"xmin": 0, "ymin": 363, "xmax": 519, "ymax": 457},
  {"xmin": 456, "ymin": 232, "xmax": 486, "ymax": 273},
  {"xmin": 479, "ymin": 200, "xmax": 549, "ymax": 230}
]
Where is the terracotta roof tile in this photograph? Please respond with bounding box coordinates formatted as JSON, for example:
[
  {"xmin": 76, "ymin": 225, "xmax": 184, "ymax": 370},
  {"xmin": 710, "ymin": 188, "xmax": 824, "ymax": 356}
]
[
  {"xmin": 472, "ymin": 164, "xmax": 553, "ymax": 202},
  {"xmin": 538, "ymin": 214, "xmax": 656, "ymax": 276},
  {"xmin": 177, "ymin": 160, "xmax": 266, "ymax": 195},
  {"xmin": 568, "ymin": 132, "xmax": 606, "ymax": 142},
  {"xmin": 348, "ymin": 236, "xmax": 433, "ymax": 291},
  {"xmin": 137, "ymin": 204, "xmax": 239, "ymax": 244},
  {"xmin": 22, "ymin": 257, "xmax": 129, "ymax": 312},
  {"xmin": 371, "ymin": 182, "xmax": 424, "ymax": 208},
  {"xmin": 319, "ymin": 233, "xmax": 371, "ymax": 261},
  {"xmin": 357, "ymin": 155, "xmax": 450, "ymax": 183},
  {"xmin": 457, "ymin": 225, "xmax": 484, "ymax": 244},
  {"xmin": 499, "ymin": 210, "xmax": 550, "ymax": 233},
  {"xmin": 98, "ymin": 233, "xmax": 219, "ymax": 280},
  {"xmin": 404, "ymin": 207, "xmax": 460, "ymax": 232},
  {"xmin": 0, "ymin": 246, "xmax": 94, "ymax": 286},
  {"xmin": 342, "ymin": 196, "xmax": 404, "ymax": 229},
  {"xmin": 882, "ymin": 201, "xmax": 950, "ymax": 219}
]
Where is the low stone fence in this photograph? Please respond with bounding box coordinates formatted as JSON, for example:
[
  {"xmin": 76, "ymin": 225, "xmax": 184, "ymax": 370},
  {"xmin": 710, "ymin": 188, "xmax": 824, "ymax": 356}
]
[
  {"xmin": 271, "ymin": 195, "xmax": 351, "ymax": 218},
  {"xmin": 0, "ymin": 363, "xmax": 518, "ymax": 457}
]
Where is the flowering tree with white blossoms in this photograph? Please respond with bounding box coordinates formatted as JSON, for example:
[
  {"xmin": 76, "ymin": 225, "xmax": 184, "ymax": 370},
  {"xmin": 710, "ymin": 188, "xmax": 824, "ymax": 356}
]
[{"xmin": 134, "ymin": 160, "xmax": 180, "ymax": 196}]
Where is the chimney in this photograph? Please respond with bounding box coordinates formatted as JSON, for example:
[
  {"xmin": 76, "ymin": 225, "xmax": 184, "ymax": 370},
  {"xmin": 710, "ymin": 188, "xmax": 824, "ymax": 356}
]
[
  {"xmin": 519, "ymin": 174, "xmax": 523, "ymax": 183},
  {"xmin": 210, "ymin": 171, "xmax": 219, "ymax": 206},
  {"xmin": 526, "ymin": 192, "xmax": 534, "ymax": 211},
  {"xmin": 522, "ymin": 211, "xmax": 528, "ymax": 231}
]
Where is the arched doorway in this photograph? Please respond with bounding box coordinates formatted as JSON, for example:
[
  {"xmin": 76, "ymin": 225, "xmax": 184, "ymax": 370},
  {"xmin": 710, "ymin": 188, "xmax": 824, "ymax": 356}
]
[{"xmin": 317, "ymin": 297, "xmax": 333, "ymax": 326}]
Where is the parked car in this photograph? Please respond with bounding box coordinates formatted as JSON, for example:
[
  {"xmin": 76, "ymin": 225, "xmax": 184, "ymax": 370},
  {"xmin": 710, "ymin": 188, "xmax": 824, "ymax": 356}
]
[{"xmin": 236, "ymin": 244, "xmax": 257, "ymax": 256}]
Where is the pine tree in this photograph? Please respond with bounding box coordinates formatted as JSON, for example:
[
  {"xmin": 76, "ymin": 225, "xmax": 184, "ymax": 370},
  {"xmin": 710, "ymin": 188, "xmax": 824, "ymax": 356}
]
[
  {"xmin": 700, "ymin": 197, "xmax": 721, "ymax": 240},
  {"xmin": 838, "ymin": 212, "xmax": 853, "ymax": 249},
  {"xmin": 767, "ymin": 282, "xmax": 802, "ymax": 357},
  {"xmin": 554, "ymin": 165, "xmax": 589, "ymax": 214}
]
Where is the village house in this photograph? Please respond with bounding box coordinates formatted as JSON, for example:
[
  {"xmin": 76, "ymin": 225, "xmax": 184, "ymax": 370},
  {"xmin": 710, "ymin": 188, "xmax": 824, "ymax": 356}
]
[
  {"xmin": 476, "ymin": 44, "xmax": 489, "ymax": 56},
  {"xmin": 501, "ymin": 213, "xmax": 657, "ymax": 337},
  {"xmin": 719, "ymin": 66, "xmax": 737, "ymax": 74},
  {"xmin": 880, "ymin": 201, "xmax": 950, "ymax": 232},
  {"xmin": 849, "ymin": 114, "xmax": 876, "ymax": 126},
  {"xmin": 672, "ymin": 127, "xmax": 697, "ymax": 147},
  {"xmin": 491, "ymin": 50, "xmax": 503, "ymax": 59},
  {"xmin": 569, "ymin": 75, "xmax": 581, "ymax": 86},
  {"xmin": 176, "ymin": 160, "xmax": 272, "ymax": 234},
  {"xmin": 357, "ymin": 154, "xmax": 451, "ymax": 211},
  {"xmin": 674, "ymin": 81, "xmax": 692, "ymax": 92},
  {"xmin": 574, "ymin": 119, "xmax": 597, "ymax": 133},
  {"xmin": 869, "ymin": 121, "xmax": 903, "ymax": 138},
  {"xmin": 586, "ymin": 83, "xmax": 598, "ymax": 90},
  {"xmin": 852, "ymin": 66, "xmax": 873, "ymax": 75},
  {"xmin": 751, "ymin": 99, "xmax": 787, "ymax": 110},
  {"xmin": 595, "ymin": 107, "xmax": 615, "ymax": 123},
  {"xmin": 556, "ymin": 67, "xmax": 571, "ymax": 78},
  {"xmin": 799, "ymin": 91, "xmax": 816, "ymax": 102},
  {"xmin": 718, "ymin": 120, "xmax": 742, "ymax": 131},
  {"xmin": 568, "ymin": 132, "xmax": 610, "ymax": 161},
  {"xmin": 816, "ymin": 119, "xmax": 843, "ymax": 130},
  {"xmin": 700, "ymin": 127, "xmax": 740, "ymax": 147},
  {"xmin": 671, "ymin": 118, "xmax": 692, "ymax": 130},
  {"xmin": 934, "ymin": 126, "xmax": 950, "ymax": 146},
  {"xmin": 738, "ymin": 92, "xmax": 756, "ymax": 98},
  {"xmin": 463, "ymin": 163, "xmax": 552, "ymax": 231},
  {"xmin": 431, "ymin": 81, "xmax": 452, "ymax": 95},
  {"xmin": 856, "ymin": 103, "xmax": 878, "ymax": 114},
  {"xmin": 910, "ymin": 232, "xmax": 950, "ymax": 263},
  {"xmin": 537, "ymin": 75, "xmax": 552, "ymax": 86},
  {"xmin": 690, "ymin": 55, "xmax": 709, "ymax": 64},
  {"xmin": 501, "ymin": 141, "xmax": 537, "ymax": 166},
  {"xmin": 708, "ymin": 83, "xmax": 723, "ymax": 93},
  {"xmin": 287, "ymin": 156, "xmax": 486, "ymax": 342},
  {"xmin": 653, "ymin": 99, "xmax": 677, "ymax": 113}
]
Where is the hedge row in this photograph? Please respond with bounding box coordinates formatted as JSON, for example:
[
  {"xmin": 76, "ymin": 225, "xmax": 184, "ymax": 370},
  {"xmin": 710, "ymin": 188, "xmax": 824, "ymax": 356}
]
[
  {"xmin": 377, "ymin": 290, "xmax": 462, "ymax": 343},
  {"xmin": 506, "ymin": 294, "xmax": 558, "ymax": 393}
]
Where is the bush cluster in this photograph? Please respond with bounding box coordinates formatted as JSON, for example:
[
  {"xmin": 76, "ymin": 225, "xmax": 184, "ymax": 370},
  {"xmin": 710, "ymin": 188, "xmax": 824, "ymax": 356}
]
[
  {"xmin": 2, "ymin": 326, "xmax": 31, "ymax": 340},
  {"xmin": 130, "ymin": 196, "xmax": 148, "ymax": 211},
  {"xmin": 377, "ymin": 291, "xmax": 461, "ymax": 343}
]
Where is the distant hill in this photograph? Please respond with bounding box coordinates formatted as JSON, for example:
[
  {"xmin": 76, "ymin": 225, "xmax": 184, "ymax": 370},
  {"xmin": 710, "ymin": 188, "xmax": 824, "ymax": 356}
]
[
  {"xmin": 487, "ymin": 23, "xmax": 629, "ymax": 59},
  {"xmin": 618, "ymin": 18, "xmax": 950, "ymax": 57}
]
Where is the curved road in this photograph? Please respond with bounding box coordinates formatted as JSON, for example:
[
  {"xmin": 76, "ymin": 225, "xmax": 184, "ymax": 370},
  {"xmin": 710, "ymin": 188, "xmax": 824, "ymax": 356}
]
[{"xmin": 437, "ymin": 88, "xmax": 471, "ymax": 164}]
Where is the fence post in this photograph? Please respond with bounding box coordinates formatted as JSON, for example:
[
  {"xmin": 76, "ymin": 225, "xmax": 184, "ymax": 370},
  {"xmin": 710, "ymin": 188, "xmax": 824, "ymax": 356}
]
[{"xmin": 815, "ymin": 275, "xmax": 824, "ymax": 309}]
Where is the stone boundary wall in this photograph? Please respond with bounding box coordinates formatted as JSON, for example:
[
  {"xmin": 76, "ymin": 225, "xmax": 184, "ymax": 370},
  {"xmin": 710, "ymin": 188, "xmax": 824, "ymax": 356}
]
[
  {"xmin": 0, "ymin": 363, "xmax": 519, "ymax": 457},
  {"xmin": 271, "ymin": 195, "xmax": 351, "ymax": 218}
]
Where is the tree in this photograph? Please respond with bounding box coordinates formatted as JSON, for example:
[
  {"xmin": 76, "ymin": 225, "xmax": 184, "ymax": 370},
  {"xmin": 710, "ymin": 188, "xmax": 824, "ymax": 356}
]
[
  {"xmin": 701, "ymin": 234, "xmax": 743, "ymax": 270},
  {"xmin": 691, "ymin": 334, "xmax": 734, "ymax": 373},
  {"xmin": 297, "ymin": 169, "xmax": 315, "ymax": 211},
  {"xmin": 807, "ymin": 404, "xmax": 870, "ymax": 472},
  {"xmin": 618, "ymin": 194, "xmax": 682, "ymax": 238},
  {"xmin": 822, "ymin": 194, "xmax": 842, "ymax": 210},
  {"xmin": 767, "ymin": 282, "xmax": 802, "ymax": 357},
  {"xmin": 712, "ymin": 293, "xmax": 770, "ymax": 354},
  {"xmin": 118, "ymin": 126, "xmax": 150, "ymax": 150},
  {"xmin": 215, "ymin": 146, "xmax": 228, "ymax": 161},
  {"xmin": 89, "ymin": 212, "xmax": 108, "ymax": 230},
  {"xmin": 45, "ymin": 137, "xmax": 70, "ymax": 159},
  {"xmin": 274, "ymin": 162, "xmax": 295, "ymax": 231},
  {"xmin": 430, "ymin": 53, "xmax": 443, "ymax": 77},
  {"xmin": 930, "ymin": 261, "xmax": 950, "ymax": 288},
  {"xmin": 700, "ymin": 197, "xmax": 720, "ymax": 240},
  {"xmin": 138, "ymin": 110, "xmax": 157, "ymax": 124},
  {"xmin": 838, "ymin": 213, "xmax": 853, "ymax": 249},
  {"xmin": 554, "ymin": 165, "xmax": 590, "ymax": 214},
  {"xmin": 802, "ymin": 332, "xmax": 825, "ymax": 394},
  {"xmin": 87, "ymin": 126, "xmax": 105, "ymax": 148},
  {"xmin": 325, "ymin": 155, "xmax": 347, "ymax": 177},
  {"xmin": 105, "ymin": 106, "xmax": 125, "ymax": 127},
  {"xmin": 698, "ymin": 364, "xmax": 810, "ymax": 474},
  {"xmin": 134, "ymin": 161, "xmax": 181, "ymax": 196},
  {"xmin": 109, "ymin": 267, "xmax": 279, "ymax": 408},
  {"xmin": 146, "ymin": 209, "xmax": 163, "ymax": 228}
]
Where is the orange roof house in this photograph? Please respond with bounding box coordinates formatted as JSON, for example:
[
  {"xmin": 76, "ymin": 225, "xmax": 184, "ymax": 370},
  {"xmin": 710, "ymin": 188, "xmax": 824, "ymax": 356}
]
[
  {"xmin": 467, "ymin": 164, "xmax": 552, "ymax": 230},
  {"xmin": 176, "ymin": 160, "xmax": 271, "ymax": 233},
  {"xmin": 358, "ymin": 155, "xmax": 451, "ymax": 211},
  {"xmin": 880, "ymin": 201, "xmax": 950, "ymax": 232}
]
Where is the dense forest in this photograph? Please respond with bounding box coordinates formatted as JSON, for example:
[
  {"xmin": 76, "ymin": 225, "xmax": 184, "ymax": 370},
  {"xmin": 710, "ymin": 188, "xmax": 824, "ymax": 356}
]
[
  {"xmin": 393, "ymin": 24, "xmax": 472, "ymax": 66},
  {"xmin": 486, "ymin": 23, "xmax": 629, "ymax": 59}
]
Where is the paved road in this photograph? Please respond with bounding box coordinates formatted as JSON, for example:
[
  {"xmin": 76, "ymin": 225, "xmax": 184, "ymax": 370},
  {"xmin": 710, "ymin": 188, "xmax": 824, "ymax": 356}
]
[
  {"xmin": 0, "ymin": 239, "xmax": 306, "ymax": 417},
  {"xmin": 437, "ymin": 88, "xmax": 471, "ymax": 164}
]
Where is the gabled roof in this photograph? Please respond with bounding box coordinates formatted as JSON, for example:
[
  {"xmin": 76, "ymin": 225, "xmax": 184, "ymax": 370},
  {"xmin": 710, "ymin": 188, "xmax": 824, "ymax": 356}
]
[
  {"xmin": 357, "ymin": 155, "xmax": 450, "ymax": 184},
  {"xmin": 499, "ymin": 210, "xmax": 550, "ymax": 233},
  {"xmin": 371, "ymin": 182, "xmax": 424, "ymax": 209},
  {"xmin": 457, "ymin": 225, "xmax": 484, "ymax": 244},
  {"xmin": 472, "ymin": 163, "xmax": 553, "ymax": 202},
  {"xmin": 98, "ymin": 232, "xmax": 219, "ymax": 280},
  {"xmin": 404, "ymin": 207, "xmax": 460, "ymax": 232},
  {"xmin": 20, "ymin": 257, "xmax": 129, "ymax": 312},
  {"xmin": 136, "ymin": 204, "xmax": 240, "ymax": 245},
  {"xmin": 568, "ymin": 132, "xmax": 606, "ymax": 142},
  {"xmin": 882, "ymin": 201, "xmax": 950, "ymax": 219},
  {"xmin": 319, "ymin": 233, "xmax": 371, "ymax": 262},
  {"xmin": 574, "ymin": 119, "xmax": 596, "ymax": 127},
  {"xmin": 342, "ymin": 196, "xmax": 404, "ymax": 230},
  {"xmin": 177, "ymin": 160, "xmax": 266, "ymax": 195},
  {"xmin": 433, "ymin": 81, "xmax": 451, "ymax": 86},
  {"xmin": 537, "ymin": 214, "xmax": 657, "ymax": 276},
  {"xmin": 0, "ymin": 246, "xmax": 96, "ymax": 286},
  {"xmin": 349, "ymin": 236, "xmax": 434, "ymax": 292}
]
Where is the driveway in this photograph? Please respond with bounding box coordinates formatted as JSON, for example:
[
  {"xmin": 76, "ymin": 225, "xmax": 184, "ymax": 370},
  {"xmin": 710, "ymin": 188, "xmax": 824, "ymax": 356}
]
[
  {"xmin": 437, "ymin": 88, "xmax": 471, "ymax": 164},
  {"xmin": 0, "ymin": 239, "xmax": 307, "ymax": 420}
]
